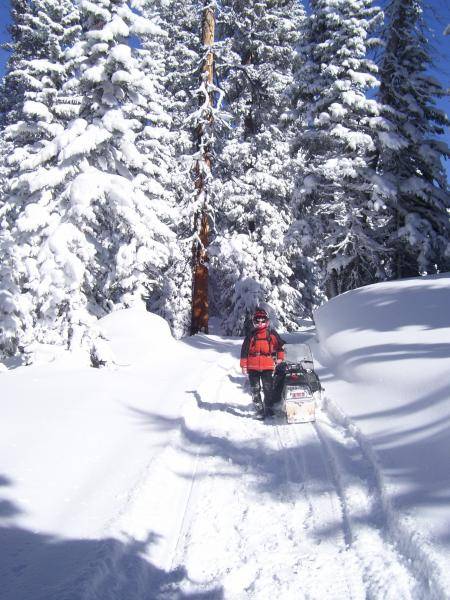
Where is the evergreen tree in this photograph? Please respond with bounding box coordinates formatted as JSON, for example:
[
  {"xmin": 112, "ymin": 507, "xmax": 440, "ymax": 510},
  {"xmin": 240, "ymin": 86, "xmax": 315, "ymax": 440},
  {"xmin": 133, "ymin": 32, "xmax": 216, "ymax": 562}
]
[
  {"xmin": 0, "ymin": 0, "xmax": 81, "ymax": 176},
  {"xmin": 1, "ymin": 0, "xmax": 33, "ymax": 126},
  {"xmin": 212, "ymin": 0, "xmax": 307, "ymax": 334},
  {"xmin": 136, "ymin": 0, "xmax": 203, "ymax": 338},
  {"xmin": 294, "ymin": 0, "xmax": 391, "ymax": 298},
  {"xmin": 0, "ymin": 0, "xmax": 81, "ymax": 356},
  {"xmin": 0, "ymin": 0, "xmax": 175, "ymax": 357},
  {"xmin": 0, "ymin": 135, "xmax": 23, "ymax": 356},
  {"xmin": 0, "ymin": 0, "xmax": 80, "ymax": 126},
  {"xmin": 377, "ymin": 0, "xmax": 450, "ymax": 277},
  {"xmin": 190, "ymin": 1, "xmax": 216, "ymax": 336},
  {"xmin": 144, "ymin": 0, "xmax": 229, "ymax": 337}
]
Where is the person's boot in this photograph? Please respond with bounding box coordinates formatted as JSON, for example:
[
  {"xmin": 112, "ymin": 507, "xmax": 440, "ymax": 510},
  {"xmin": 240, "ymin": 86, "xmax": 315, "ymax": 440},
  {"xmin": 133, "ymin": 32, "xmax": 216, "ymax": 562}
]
[
  {"xmin": 264, "ymin": 404, "xmax": 274, "ymax": 417},
  {"xmin": 253, "ymin": 399, "xmax": 265, "ymax": 420}
]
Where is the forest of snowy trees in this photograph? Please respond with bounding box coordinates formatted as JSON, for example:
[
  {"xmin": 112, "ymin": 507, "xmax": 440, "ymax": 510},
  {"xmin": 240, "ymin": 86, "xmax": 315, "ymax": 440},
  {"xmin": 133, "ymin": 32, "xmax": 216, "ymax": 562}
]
[{"xmin": 0, "ymin": 0, "xmax": 449, "ymax": 361}]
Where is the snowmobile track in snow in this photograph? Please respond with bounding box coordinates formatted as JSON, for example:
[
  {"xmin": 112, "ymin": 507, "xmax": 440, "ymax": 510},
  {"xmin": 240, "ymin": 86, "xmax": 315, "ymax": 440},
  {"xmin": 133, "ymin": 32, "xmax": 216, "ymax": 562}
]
[
  {"xmin": 316, "ymin": 397, "xmax": 444, "ymax": 600},
  {"xmin": 166, "ymin": 375, "xmax": 228, "ymax": 574},
  {"xmin": 169, "ymin": 358, "xmax": 437, "ymax": 600},
  {"xmin": 274, "ymin": 419, "xmax": 362, "ymax": 600},
  {"xmin": 272, "ymin": 404, "xmax": 445, "ymax": 599},
  {"xmin": 122, "ymin": 347, "xmax": 447, "ymax": 600}
]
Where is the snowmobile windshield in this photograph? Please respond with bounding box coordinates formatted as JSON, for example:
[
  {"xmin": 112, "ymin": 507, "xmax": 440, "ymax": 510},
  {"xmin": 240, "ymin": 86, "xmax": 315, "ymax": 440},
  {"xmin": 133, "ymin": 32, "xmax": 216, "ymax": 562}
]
[{"xmin": 284, "ymin": 343, "xmax": 314, "ymax": 369}]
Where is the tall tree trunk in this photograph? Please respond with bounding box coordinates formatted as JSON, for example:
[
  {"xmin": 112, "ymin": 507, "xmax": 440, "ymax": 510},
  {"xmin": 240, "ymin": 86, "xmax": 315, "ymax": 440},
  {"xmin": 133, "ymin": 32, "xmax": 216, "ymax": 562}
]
[{"xmin": 191, "ymin": 1, "xmax": 215, "ymax": 335}]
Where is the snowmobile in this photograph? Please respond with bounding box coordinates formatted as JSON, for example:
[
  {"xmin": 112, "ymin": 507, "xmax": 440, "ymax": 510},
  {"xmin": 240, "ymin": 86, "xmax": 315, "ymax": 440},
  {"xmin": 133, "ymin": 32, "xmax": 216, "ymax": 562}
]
[{"xmin": 273, "ymin": 343, "xmax": 322, "ymax": 424}]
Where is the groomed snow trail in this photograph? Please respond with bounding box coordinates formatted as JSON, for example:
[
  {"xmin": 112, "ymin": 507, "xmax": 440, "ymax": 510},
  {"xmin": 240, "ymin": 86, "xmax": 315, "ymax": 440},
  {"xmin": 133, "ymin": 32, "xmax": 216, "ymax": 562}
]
[
  {"xmin": 40, "ymin": 333, "xmax": 435, "ymax": 599},
  {"xmin": 152, "ymin": 335, "xmax": 427, "ymax": 600}
]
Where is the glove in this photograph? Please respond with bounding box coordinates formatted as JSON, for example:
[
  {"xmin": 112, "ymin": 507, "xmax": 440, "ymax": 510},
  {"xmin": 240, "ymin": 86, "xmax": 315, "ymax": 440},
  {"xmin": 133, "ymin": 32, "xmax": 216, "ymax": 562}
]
[{"xmin": 242, "ymin": 367, "xmax": 248, "ymax": 375}]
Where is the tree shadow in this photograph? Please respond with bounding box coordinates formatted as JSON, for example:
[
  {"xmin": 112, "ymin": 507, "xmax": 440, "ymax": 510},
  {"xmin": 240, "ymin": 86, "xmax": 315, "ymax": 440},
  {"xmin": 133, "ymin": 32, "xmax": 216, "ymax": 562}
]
[
  {"xmin": 325, "ymin": 342, "xmax": 450, "ymax": 383},
  {"xmin": 193, "ymin": 382, "xmax": 450, "ymax": 546},
  {"xmin": 130, "ymin": 400, "xmax": 345, "ymax": 501},
  {"xmin": 186, "ymin": 389, "xmax": 255, "ymax": 419},
  {"xmin": 131, "ymin": 402, "xmax": 400, "ymax": 551},
  {"xmin": 122, "ymin": 393, "xmax": 450, "ymax": 578},
  {"xmin": 367, "ymin": 413, "xmax": 450, "ymax": 541},
  {"xmin": 180, "ymin": 334, "xmax": 240, "ymax": 357},
  {"xmin": 363, "ymin": 380, "xmax": 450, "ymax": 420},
  {"xmin": 0, "ymin": 355, "xmax": 28, "ymax": 371},
  {"xmin": 319, "ymin": 381, "xmax": 450, "ymax": 547},
  {"xmin": 0, "ymin": 477, "xmax": 223, "ymax": 600}
]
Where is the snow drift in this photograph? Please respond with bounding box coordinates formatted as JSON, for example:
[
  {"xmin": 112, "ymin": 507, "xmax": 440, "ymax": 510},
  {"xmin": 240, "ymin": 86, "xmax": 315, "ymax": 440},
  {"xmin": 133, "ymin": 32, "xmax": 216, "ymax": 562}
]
[
  {"xmin": 2, "ymin": 277, "xmax": 450, "ymax": 599},
  {"xmin": 313, "ymin": 274, "xmax": 450, "ymax": 572}
]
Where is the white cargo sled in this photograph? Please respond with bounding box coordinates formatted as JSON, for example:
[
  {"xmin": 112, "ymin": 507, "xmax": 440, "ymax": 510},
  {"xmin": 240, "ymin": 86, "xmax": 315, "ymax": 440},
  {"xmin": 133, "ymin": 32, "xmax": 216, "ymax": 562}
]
[{"xmin": 274, "ymin": 343, "xmax": 322, "ymax": 424}]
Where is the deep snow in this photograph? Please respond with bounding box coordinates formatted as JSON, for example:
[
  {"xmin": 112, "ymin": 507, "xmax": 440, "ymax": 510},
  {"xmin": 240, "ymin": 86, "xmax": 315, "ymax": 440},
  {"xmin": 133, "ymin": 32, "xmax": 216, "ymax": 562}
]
[
  {"xmin": 1, "ymin": 275, "xmax": 450, "ymax": 599},
  {"xmin": 313, "ymin": 275, "xmax": 450, "ymax": 543}
]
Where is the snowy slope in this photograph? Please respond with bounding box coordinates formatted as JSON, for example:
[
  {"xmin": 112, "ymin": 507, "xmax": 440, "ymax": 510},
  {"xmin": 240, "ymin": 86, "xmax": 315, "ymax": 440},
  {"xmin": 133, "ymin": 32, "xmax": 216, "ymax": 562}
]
[
  {"xmin": 1, "ymin": 276, "xmax": 450, "ymax": 599},
  {"xmin": 312, "ymin": 273, "xmax": 450, "ymax": 595},
  {"xmin": 0, "ymin": 309, "xmax": 227, "ymax": 599}
]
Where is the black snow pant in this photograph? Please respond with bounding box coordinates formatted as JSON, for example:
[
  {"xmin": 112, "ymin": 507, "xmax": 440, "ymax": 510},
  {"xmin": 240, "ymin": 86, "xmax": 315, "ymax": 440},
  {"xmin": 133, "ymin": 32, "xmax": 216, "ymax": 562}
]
[
  {"xmin": 272, "ymin": 363, "xmax": 286, "ymax": 404},
  {"xmin": 248, "ymin": 370, "xmax": 274, "ymax": 413}
]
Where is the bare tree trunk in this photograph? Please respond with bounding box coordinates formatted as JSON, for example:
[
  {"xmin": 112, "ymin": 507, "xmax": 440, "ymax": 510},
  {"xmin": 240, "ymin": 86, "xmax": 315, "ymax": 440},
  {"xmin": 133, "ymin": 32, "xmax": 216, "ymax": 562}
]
[{"xmin": 191, "ymin": 2, "xmax": 215, "ymax": 335}]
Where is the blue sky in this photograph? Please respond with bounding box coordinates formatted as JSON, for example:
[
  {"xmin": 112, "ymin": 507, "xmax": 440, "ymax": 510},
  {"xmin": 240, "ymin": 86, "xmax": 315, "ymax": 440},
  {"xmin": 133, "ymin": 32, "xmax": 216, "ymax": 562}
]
[
  {"xmin": 0, "ymin": 4, "xmax": 11, "ymax": 80},
  {"xmin": 0, "ymin": 0, "xmax": 449, "ymax": 177}
]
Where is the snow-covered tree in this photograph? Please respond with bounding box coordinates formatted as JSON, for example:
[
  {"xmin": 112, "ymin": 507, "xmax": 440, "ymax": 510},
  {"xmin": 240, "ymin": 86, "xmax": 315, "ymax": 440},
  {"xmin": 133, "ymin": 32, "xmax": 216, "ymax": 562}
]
[
  {"xmin": 0, "ymin": 0, "xmax": 81, "ymax": 127},
  {"xmin": 294, "ymin": 0, "xmax": 390, "ymax": 298},
  {"xmin": 211, "ymin": 0, "xmax": 307, "ymax": 334},
  {"xmin": 377, "ymin": 0, "xmax": 450, "ymax": 277},
  {"xmin": 1, "ymin": 0, "xmax": 33, "ymax": 126},
  {"xmin": 133, "ymin": 0, "xmax": 204, "ymax": 338},
  {"xmin": 0, "ymin": 0, "xmax": 81, "ymax": 184},
  {"xmin": 0, "ymin": 129, "xmax": 11, "ymax": 205},
  {"xmin": 0, "ymin": 0, "xmax": 175, "ymax": 357},
  {"xmin": 136, "ymin": 0, "xmax": 212, "ymax": 338},
  {"xmin": 0, "ymin": 0, "xmax": 81, "ymax": 355}
]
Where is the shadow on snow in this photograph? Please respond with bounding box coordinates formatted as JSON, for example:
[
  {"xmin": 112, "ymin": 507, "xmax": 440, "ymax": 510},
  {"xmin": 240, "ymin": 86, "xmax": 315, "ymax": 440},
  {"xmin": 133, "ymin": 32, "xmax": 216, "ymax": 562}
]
[{"xmin": 0, "ymin": 477, "xmax": 223, "ymax": 600}]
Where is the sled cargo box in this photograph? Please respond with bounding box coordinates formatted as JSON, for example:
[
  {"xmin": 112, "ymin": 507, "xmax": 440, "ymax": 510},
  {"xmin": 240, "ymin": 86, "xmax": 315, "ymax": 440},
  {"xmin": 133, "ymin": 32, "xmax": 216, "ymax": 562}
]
[
  {"xmin": 281, "ymin": 343, "xmax": 320, "ymax": 424},
  {"xmin": 284, "ymin": 394, "xmax": 316, "ymax": 424}
]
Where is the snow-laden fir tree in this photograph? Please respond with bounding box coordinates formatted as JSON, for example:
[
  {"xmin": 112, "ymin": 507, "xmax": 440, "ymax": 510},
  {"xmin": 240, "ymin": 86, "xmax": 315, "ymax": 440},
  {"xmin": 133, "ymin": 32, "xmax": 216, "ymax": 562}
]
[
  {"xmin": 376, "ymin": 0, "xmax": 450, "ymax": 277},
  {"xmin": 135, "ymin": 0, "xmax": 203, "ymax": 338},
  {"xmin": 0, "ymin": 0, "xmax": 81, "ymax": 177},
  {"xmin": 0, "ymin": 0, "xmax": 175, "ymax": 357},
  {"xmin": 0, "ymin": 0, "xmax": 36, "ymax": 126},
  {"xmin": 0, "ymin": 0, "xmax": 81, "ymax": 126},
  {"xmin": 211, "ymin": 0, "xmax": 307, "ymax": 334},
  {"xmin": 0, "ymin": 133, "xmax": 24, "ymax": 357},
  {"xmin": 0, "ymin": 0, "xmax": 81, "ymax": 356},
  {"xmin": 138, "ymin": 0, "xmax": 208, "ymax": 337},
  {"xmin": 189, "ymin": 1, "xmax": 217, "ymax": 335},
  {"xmin": 294, "ymin": 0, "xmax": 392, "ymax": 298},
  {"xmin": 297, "ymin": 0, "xmax": 389, "ymax": 297},
  {"xmin": 0, "ymin": 129, "xmax": 12, "ymax": 207},
  {"xmin": 143, "ymin": 0, "xmax": 228, "ymax": 337}
]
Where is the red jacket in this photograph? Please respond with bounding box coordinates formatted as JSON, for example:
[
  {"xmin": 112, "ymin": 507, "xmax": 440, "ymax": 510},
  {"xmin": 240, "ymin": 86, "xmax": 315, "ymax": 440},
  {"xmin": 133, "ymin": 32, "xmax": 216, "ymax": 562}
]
[{"xmin": 240, "ymin": 326, "xmax": 285, "ymax": 371}]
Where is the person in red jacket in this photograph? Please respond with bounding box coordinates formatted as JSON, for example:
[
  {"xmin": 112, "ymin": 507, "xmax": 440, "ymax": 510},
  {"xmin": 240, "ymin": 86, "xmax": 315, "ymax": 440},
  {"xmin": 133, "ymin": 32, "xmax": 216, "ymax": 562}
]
[{"xmin": 240, "ymin": 308, "xmax": 285, "ymax": 419}]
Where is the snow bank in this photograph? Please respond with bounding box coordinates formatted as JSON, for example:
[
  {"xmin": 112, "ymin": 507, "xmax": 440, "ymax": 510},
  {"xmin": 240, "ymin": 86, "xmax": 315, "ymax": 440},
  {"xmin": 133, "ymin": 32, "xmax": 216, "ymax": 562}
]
[
  {"xmin": 99, "ymin": 308, "xmax": 175, "ymax": 366},
  {"xmin": 0, "ymin": 309, "xmax": 209, "ymax": 599},
  {"xmin": 3, "ymin": 278, "xmax": 450, "ymax": 598},
  {"xmin": 314, "ymin": 274, "xmax": 450, "ymax": 385},
  {"xmin": 313, "ymin": 274, "xmax": 450, "ymax": 571}
]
